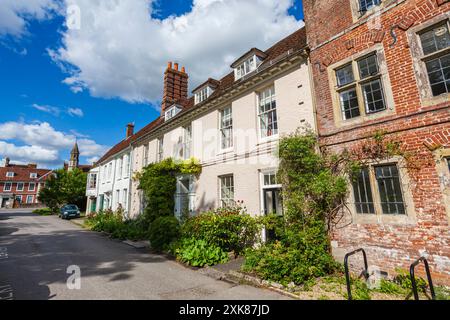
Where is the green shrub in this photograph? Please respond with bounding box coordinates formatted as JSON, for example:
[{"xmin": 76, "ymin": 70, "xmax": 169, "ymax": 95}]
[
  {"xmin": 85, "ymin": 210, "xmax": 148, "ymax": 241},
  {"xmin": 149, "ymin": 216, "xmax": 181, "ymax": 251},
  {"xmin": 176, "ymin": 238, "xmax": 229, "ymax": 267},
  {"xmin": 32, "ymin": 208, "xmax": 53, "ymax": 216},
  {"xmin": 242, "ymin": 220, "xmax": 338, "ymax": 286},
  {"xmin": 181, "ymin": 204, "xmax": 260, "ymax": 256}
]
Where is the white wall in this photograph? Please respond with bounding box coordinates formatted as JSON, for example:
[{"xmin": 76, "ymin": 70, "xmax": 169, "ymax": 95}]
[{"xmin": 129, "ymin": 60, "xmax": 315, "ymax": 218}]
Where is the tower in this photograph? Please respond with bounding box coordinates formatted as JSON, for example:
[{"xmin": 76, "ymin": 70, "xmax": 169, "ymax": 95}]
[{"xmin": 69, "ymin": 141, "xmax": 80, "ymax": 171}]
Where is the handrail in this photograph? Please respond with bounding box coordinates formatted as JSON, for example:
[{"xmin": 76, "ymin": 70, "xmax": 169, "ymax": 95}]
[
  {"xmin": 344, "ymin": 248, "xmax": 369, "ymax": 300},
  {"xmin": 410, "ymin": 257, "xmax": 436, "ymax": 300}
]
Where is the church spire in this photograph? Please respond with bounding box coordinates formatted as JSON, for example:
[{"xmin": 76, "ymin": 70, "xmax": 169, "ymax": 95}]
[{"xmin": 69, "ymin": 140, "xmax": 79, "ymax": 171}]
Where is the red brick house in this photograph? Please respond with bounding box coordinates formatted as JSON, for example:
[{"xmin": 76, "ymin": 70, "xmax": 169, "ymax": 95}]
[
  {"xmin": 303, "ymin": 0, "xmax": 449, "ymax": 283},
  {"xmin": 0, "ymin": 158, "xmax": 52, "ymax": 209}
]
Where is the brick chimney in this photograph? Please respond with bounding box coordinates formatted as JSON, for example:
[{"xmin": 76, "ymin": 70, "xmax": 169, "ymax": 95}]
[
  {"xmin": 5, "ymin": 157, "xmax": 10, "ymax": 167},
  {"xmin": 126, "ymin": 123, "xmax": 135, "ymax": 139},
  {"xmin": 28, "ymin": 164, "xmax": 37, "ymax": 169},
  {"xmin": 161, "ymin": 61, "xmax": 188, "ymax": 115}
]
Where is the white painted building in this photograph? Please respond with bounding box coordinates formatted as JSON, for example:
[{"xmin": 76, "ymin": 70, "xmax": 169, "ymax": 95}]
[
  {"xmin": 129, "ymin": 28, "xmax": 315, "ymax": 219},
  {"xmin": 87, "ymin": 27, "xmax": 315, "ymax": 222},
  {"xmin": 86, "ymin": 125, "xmax": 134, "ymax": 218}
]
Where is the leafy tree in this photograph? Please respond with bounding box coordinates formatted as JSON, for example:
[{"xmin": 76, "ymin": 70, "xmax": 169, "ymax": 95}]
[{"xmin": 38, "ymin": 168, "xmax": 87, "ymax": 213}]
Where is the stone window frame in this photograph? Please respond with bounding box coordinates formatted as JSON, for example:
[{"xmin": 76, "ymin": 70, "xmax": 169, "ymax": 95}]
[
  {"xmin": 407, "ymin": 12, "xmax": 450, "ymax": 107},
  {"xmin": 348, "ymin": 156, "xmax": 417, "ymax": 225},
  {"xmin": 434, "ymin": 148, "xmax": 450, "ymax": 224},
  {"xmin": 328, "ymin": 44, "xmax": 396, "ymax": 128},
  {"xmin": 349, "ymin": 0, "xmax": 395, "ymax": 23}
]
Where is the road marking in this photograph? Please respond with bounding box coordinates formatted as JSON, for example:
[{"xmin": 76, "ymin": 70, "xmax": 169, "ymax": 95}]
[
  {"xmin": 0, "ymin": 285, "xmax": 14, "ymax": 300},
  {"xmin": 0, "ymin": 247, "xmax": 8, "ymax": 260}
]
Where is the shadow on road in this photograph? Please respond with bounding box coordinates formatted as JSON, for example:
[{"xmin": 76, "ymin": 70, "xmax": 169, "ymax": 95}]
[{"xmin": 0, "ymin": 210, "xmax": 167, "ymax": 300}]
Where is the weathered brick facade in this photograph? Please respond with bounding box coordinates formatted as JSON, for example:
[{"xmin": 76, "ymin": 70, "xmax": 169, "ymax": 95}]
[{"xmin": 303, "ymin": 0, "xmax": 450, "ymax": 284}]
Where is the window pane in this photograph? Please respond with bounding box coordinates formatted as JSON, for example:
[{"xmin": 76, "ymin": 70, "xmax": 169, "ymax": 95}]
[
  {"xmin": 259, "ymin": 87, "xmax": 278, "ymax": 137},
  {"xmin": 359, "ymin": 0, "xmax": 381, "ymax": 12},
  {"xmin": 336, "ymin": 64, "xmax": 354, "ymax": 87},
  {"xmin": 375, "ymin": 165, "xmax": 406, "ymax": 215},
  {"xmin": 447, "ymin": 158, "xmax": 450, "ymax": 172},
  {"xmin": 220, "ymin": 107, "xmax": 233, "ymax": 149},
  {"xmin": 358, "ymin": 54, "xmax": 379, "ymax": 79},
  {"xmin": 352, "ymin": 168, "xmax": 375, "ymax": 214},
  {"xmin": 426, "ymin": 53, "xmax": 450, "ymax": 96},
  {"xmin": 339, "ymin": 88, "xmax": 360, "ymax": 120},
  {"xmin": 420, "ymin": 23, "xmax": 450, "ymax": 55},
  {"xmin": 220, "ymin": 175, "xmax": 234, "ymax": 207},
  {"xmin": 362, "ymin": 79, "xmax": 386, "ymax": 113}
]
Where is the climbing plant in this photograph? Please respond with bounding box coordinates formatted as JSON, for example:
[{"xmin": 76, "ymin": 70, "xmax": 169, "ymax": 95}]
[{"xmin": 135, "ymin": 157, "xmax": 202, "ymax": 224}]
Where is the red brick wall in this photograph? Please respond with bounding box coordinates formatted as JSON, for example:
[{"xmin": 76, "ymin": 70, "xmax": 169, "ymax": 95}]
[{"xmin": 304, "ymin": 0, "xmax": 450, "ymax": 284}]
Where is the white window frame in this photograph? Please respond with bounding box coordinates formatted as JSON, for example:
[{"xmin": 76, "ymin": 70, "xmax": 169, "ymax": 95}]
[
  {"xmin": 258, "ymin": 86, "xmax": 278, "ymax": 140},
  {"xmin": 30, "ymin": 173, "xmax": 38, "ymax": 179},
  {"xmin": 117, "ymin": 157, "xmax": 123, "ymax": 179},
  {"xmin": 143, "ymin": 143, "xmax": 149, "ymax": 167},
  {"xmin": 4, "ymin": 182, "xmax": 12, "ymax": 192},
  {"xmin": 234, "ymin": 55, "xmax": 257, "ymax": 80},
  {"xmin": 183, "ymin": 124, "xmax": 192, "ymax": 160},
  {"xmin": 6, "ymin": 172, "xmax": 14, "ymax": 178},
  {"xmin": 16, "ymin": 182, "xmax": 24, "ymax": 191},
  {"xmin": 157, "ymin": 137, "xmax": 164, "ymax": 162},
  {"xmin": 28, "ymin": 182, "xmax": 36, "ymax": 192},
  {"xmin": 219, "ymin": 175, "xmax": 235, "ymax": 208},
  {"xmin": 26, "ymin": 195, "xmax": 34, "ymax": 204},
  {"xmin": 194, "ymin": 86, "xmax": 211, "ymax": 105},
  {"xmin": 219, "ymin": 107, "xmax": 233, "ymax": 151},
  {"xmin": 123, "ymin": 189, "xmax": 128, "ymax": 209},
  {"xmin": 123, "ymin": 154, "xmax": 130, "ymax": 178},
  {"xmin": 164, "ymin": 105, "xmax": 181, "ymax": 121}
]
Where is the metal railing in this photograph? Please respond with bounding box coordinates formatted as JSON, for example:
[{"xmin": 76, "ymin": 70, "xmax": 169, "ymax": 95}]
[
  {"xmin": 344, "ymin": 248, "xmax": 369, "ymax": 300},
  {"xmin": 410, "ymin": 257, "xmax": 436, "ymax": 300}
]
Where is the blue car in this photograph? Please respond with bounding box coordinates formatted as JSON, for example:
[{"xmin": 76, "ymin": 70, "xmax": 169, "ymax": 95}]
[{"xmin": 59, "ymin": 204, "xmax": 81, "ymax": 220}]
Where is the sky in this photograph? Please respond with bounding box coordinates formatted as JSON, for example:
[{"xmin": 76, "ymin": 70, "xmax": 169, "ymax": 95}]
[{"xmin": 0, "ymin": 0, "xmax": 304, "ymax": 169}]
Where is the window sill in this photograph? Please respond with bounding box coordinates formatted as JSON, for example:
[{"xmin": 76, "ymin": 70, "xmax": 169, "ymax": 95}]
[
  {"xmin": 421, "ymin": 93, "xmax": 450, "ymax": 108},
  {"xmin": 258, "ymin": 135, "xmax": 279, "ymax": 145},
  {"xmin": 216, "ymin": 147, "xmax": 234, "ymax": 156},
  {"xmin": 352, "ymin": 212, "xmax": 417, "ymax": 225}
]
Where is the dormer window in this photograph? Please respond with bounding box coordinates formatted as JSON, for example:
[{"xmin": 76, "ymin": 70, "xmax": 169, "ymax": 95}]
[
  {"xmin": 30, "ymin": 173, "xmax": 38, "ymax": 179},
  {"xmin": 359, "ymin": 0, "xmax": 381, "ymax": 13},
  {"xmin": 194, "ymin": 86, "xmax": 210, "ymax": 105},
  {"xmin": 6, "ymin": 172, "xmax": 14, "ymax": 178},
  {"xmin": 164, "ymin": 105, "xmax": 182, "ymax": 121},
  {"xmin": 231, "ymin": 48, "xmax": 267, "ymax": 81},
  {"xmin": 235, "ymin": 56, "xmax": 257, "ymax": 80}
]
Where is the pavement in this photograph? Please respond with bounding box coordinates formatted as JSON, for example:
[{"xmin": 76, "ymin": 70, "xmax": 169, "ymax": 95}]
[{"xmin": 0, "ymin": 209, "xmax": 290, "ymax": 300}]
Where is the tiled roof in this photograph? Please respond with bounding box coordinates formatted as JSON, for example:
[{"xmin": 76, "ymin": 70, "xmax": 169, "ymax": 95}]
[
  {"xmin": 0, "ymin": 165, "xmax": 52, "ymax": 182},
  {"xmin": 94, "ymin": 27, "xmax": 307, "ymax": 167}
]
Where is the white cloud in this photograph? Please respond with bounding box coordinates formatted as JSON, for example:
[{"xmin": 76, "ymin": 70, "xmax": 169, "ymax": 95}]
[
  {"xmin": 32, "ymin": 103, "xmax": 61, "ymax": 116},
  {"xmin": 0, "ymin": 121, "xmax": 109, "ymax": 168},
  {"xmin": 50, "ymin": 0, "xmax": 303, "ymax": 104},
  {"xmin": 0, "ymin": 141, "xmax": 59, "ymax": 164},
  {"xmin": 67, "ymin": 107, "xmax": 84, "ymax": 117},
  {"xmin": 32, "ymin": 103, "xmax": 84, "ymax": 118},
  {"xmin": 0, "ymin": 0, "xmax": 58, "ymax": 38}
]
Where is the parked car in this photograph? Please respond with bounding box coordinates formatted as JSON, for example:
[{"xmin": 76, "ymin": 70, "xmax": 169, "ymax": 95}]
[{"xmin": 59, "ymin": 204, "xmax": 81, "ymax": 220}]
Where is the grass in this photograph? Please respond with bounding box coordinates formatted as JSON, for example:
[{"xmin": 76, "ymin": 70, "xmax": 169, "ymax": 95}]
[{"xmin": 286, "ymin": 272, "xmax": 450, "ymax": 300}]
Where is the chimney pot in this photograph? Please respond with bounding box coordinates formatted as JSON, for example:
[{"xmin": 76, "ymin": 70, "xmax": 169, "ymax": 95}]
[
  {"xmin": 181, "ymin": 66, "xmax": 186, "ymax": 73},
  {"xmin": 126, "ymin": 123, "xmax": 135, "ymax": 139},
  {"xmin": 5, "ymin": 157, "xmax": 10, "ymax": 167},
  {"xmin": 167, "ymin": 61, "xmax": 172, "ymax": 70},
  {"xmin": 161, "ymin": 61, "xmax": 189, "ymax": 116},
  {"xmin": 174, "ymin": 63, "xmax": 179, "ymax": 71}
]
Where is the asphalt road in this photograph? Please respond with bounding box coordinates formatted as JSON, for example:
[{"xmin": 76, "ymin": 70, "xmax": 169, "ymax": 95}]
[{"xmin": 0, "ymin": 209, "xmax": 288, "ymax": 300}]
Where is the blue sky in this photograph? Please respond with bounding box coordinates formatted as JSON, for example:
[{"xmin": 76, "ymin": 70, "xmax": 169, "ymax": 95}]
[{"xmin": 0, "ymin": 0, "xmax": 304, "ymax": 169}]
